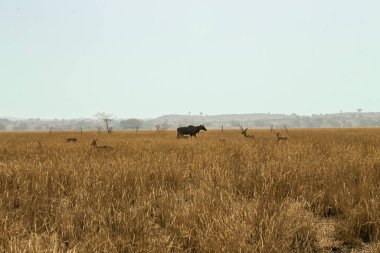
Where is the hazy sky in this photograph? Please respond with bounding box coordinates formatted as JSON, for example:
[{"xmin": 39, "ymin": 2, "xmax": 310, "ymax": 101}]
[{"xmin": 1, "ymin": 0, "xmax": 379, "ymax": 119}]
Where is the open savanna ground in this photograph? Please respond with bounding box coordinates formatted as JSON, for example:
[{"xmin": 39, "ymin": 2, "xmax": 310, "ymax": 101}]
[{"xmin": 1, "ymin": 129, "xmax": 380, "ymax": 252}]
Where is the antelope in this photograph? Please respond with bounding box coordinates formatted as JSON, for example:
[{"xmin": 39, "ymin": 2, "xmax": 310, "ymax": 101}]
[
  {"xmin": 66, "ymin": 138, "xmax": 78, "ymax": 142},
  {"xmin": 91, "ymin": 139, "xmax": 114, "ymax": 150},
  {"xmin": 273, "ymin": 124, "xmax": 289, "ymax": 143},
  {"xmin": 241, "ymin": 126, "xmax": 255, "ymax": 139},
  {"xmin": 276, "ymin": 132, "xmax": 287, "ymax": 143}
]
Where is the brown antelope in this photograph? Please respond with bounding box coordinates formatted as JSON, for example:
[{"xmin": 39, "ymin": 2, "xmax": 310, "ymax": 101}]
[
  {"xmin": 276, "ymin": 132, "xmax": 287, "ymax": 143},
  {"xmin": 241, "ymin": 126, "xmax": 255, "ymax": 139},
  {"xmin": 273, "ymin": 124, "xmax": 289, "ymax": 143},
  {"xmin": 91, "ymin": 139, "xmax": 114, "ymax": 150}
]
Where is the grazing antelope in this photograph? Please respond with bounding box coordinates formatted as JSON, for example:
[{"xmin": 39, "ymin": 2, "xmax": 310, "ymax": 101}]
[
  {"xmin": 241, "ymin": 126, "xmax": 255, "ymax": 139},
  {"xmin": 66, "ymin": 138, "xmax": 78, "ymax": 142},
  {"xmin": 177, "ymin": 125, "xmax": 207, "ymax": 139},
  {"xmin": 91, "ymin": 139, "xmax": 114, "ymax": 150},
  {"xmin": 276, "ymin": 132, "xmax": 287, "ymax": 143}
]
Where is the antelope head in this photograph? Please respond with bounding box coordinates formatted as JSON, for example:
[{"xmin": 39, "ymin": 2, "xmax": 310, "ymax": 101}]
[{"xmin": 240, "ymin": 126, "xmax": 248, "ymax": 136}]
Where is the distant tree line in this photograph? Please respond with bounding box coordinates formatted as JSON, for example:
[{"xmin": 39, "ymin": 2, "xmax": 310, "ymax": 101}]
[{"xmin": 1, "ymin": 112, "xmax": 380, "ymax": 131}]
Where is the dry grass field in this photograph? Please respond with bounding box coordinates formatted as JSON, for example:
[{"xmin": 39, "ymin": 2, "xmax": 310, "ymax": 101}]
[{"xmin": 1, "ymin": 129, "xmax": 380, "ymax": 252}]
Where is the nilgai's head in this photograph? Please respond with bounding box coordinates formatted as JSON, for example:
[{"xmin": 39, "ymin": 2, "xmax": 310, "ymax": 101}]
[
  {"xmin": 91, "ymin": 139, "xmax": 98, "ymax": 147},
  {"xmin": 200, "ymin": 124, "xmax": 207, "ymax": 131}
]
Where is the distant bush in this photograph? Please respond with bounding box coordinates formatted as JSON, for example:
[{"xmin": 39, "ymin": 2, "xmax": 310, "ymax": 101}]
[
  {"xmin": 120, "ymin": 118, "xmax": 143, "ymax": 129},
  {"xmin": 13, "ymin": 122, "xmax": 29, "ymax": 131}
]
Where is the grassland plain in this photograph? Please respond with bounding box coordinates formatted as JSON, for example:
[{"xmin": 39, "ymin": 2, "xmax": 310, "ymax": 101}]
[{"xmin": 1, "ymin": 129, "xmax": 380, "ymax": 252}]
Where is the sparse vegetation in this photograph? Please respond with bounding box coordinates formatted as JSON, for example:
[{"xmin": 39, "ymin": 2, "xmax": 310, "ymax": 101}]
[{"xmin": 1, "ymin": 129, "xmax": 380, "ymax": 252}]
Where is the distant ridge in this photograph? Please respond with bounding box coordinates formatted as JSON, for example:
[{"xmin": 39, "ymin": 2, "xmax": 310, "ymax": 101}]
[{"xmin": 1, "ymin": 112, "xmax": 380, "ymax": 131}]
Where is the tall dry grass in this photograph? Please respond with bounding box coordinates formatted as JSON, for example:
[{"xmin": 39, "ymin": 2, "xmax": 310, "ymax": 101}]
[{"xmin": 1, "ymin": 129, "xmax": 380, "ymax": 252}]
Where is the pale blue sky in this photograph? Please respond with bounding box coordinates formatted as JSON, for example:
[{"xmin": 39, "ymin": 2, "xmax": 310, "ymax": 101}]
[{"xmin": 1, "ymin": 0, "xmax": 379, "ymax": 119}]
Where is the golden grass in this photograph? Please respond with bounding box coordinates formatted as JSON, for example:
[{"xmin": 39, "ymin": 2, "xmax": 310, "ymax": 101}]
[{"xmin": 1, "ymin": 129, "xmax": 380, "ymax": 252}]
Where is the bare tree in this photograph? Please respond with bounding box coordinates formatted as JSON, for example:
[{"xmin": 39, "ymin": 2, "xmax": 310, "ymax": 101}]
[
  {"xmin": 154, "ymin": 121, "xmax": 169, "ymax": 131},
  {"xmin": 161, "ymin": 121, "xmax": 169, "ymax": 130},
  {"xmin": 94, "ymin": 112, "xmax": 113, "ymax": 133}
]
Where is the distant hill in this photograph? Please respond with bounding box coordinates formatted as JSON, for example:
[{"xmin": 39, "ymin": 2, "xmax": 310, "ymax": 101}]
[
  {"xmin": 1, "ymin": 112, "xmax": 380, "ymax": 131},
  {"xmin": 148, "ymin": 112, "xmax": 380, "ymax": 129}
]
